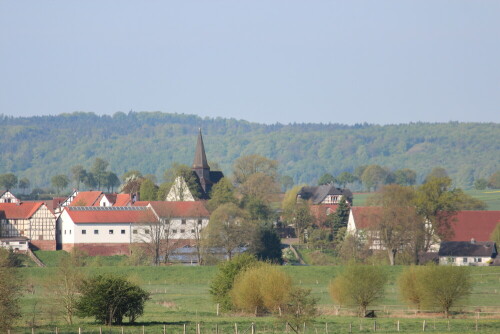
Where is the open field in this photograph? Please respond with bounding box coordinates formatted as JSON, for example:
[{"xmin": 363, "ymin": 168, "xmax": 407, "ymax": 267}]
[
  {"xmin": 353, "ymin": 189, "xmax": 500, "ymax": 210},
  {"xmin": 14, "ymin": 264, "xmax": 500, "ymax": 333}
]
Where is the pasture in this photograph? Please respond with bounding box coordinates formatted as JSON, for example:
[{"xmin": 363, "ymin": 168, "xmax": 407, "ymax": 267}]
[
  {"xmin": 14, "ymin": 262, "xmax": 500, "ymax": 333},
  {"xmin": 353, "ymin": 189, "xmax": 500, "ymax": 210}
]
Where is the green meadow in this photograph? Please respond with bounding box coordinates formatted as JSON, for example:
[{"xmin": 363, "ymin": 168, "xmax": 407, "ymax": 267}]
[
  {"xmin": 353, "ymin": 189, "xmax": 500, "ymax": 210},
  {"xmin": 14, "ymin": 262, "xmax": 500, "ymax": 333}
]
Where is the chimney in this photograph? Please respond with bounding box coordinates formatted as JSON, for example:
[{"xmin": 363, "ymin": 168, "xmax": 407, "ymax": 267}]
[{"xmin": 471, "ymin": 238, "xmax": 476, "ymax": 244}]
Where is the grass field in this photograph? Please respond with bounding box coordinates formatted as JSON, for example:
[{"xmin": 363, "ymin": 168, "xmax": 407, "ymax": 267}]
[
  {"xmin": 353, "ymin": 189, "xmax": 500, "ymax": 210},
  {"xmin": 14, "ymin": 264, "xmax": 500, "ymax": 333}
]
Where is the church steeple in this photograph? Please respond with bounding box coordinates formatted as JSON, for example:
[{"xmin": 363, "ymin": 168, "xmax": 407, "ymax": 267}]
[{"xmin": 192, "ymin": 128, "xmax": 210, "ymax": 170}]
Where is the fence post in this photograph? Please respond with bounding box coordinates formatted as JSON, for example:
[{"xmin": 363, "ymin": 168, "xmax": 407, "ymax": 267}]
[
  {"xmin": 121, "ymin": 327, "xmax": 124, "ymax": 334},
  {"xmin": 475, "ymin": 319, "xmax": 478, "ymax": 332},
  {"xmin": 32, "ymin": 328, "xmax": 34, "ymax": 334},
  {"xmin": 349, "ymin": 323, "xmax": 352, "ymax": 333},
  {"xmin": 184, "ymin": 324, "xmax": 187, "ymax": 334},
  {"xmin": 235, "ymin": 323, "xmax": 238, "ymax": 334},
  {"xmin": 397, "ymin": 320, "xmax": 400, "ymax": 332},
  {"xmin": 447, "ymin": 321, "xmax": 450, "ymax": 331},
  {"xmin": 143, "ymin": 325, "xmax": 145, "ymax": 334},
  {"xmin": 217, "ymin": 303, "xmax": 220, "ymax": 316},
  {"xmin": 325, "ymin": 322, "xmax": 328, "ymax": 334},
  {"xmin": 373, "ymin": 321, "xmax": 376, "ymax": 332},
  {"xmin": 251, "ymin": 322, "xmax": 255, "ymax": 334},
  {"xmin": 216, "ymin": 324, "xmax": 219, "ymax": 334},
  {"xmin": 197, "ymin": 323, "xmax": 201, "ymax": 334},
  {"xmin": 79, "ymin": 327, "xmax": 81, "ymax": 334},
  {"xmin": 99, "ymin": 327, "xmax": 102, "ymax": 334},
  {"xmin": 423, "ymin": 320, "xmax": 426, "ymax": 332},
  {"xmin": 164, "ymin": 324, "xmax": 166, "ymax": 334},
  {"xmin": 303, "ymin": 322, "xmax": 306, "ymax": 334}
]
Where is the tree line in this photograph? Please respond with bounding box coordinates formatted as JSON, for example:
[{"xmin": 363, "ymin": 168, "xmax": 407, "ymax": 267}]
[{"xmin": 1, "ymin": 112, "xmax": 499, "ymax": 190}]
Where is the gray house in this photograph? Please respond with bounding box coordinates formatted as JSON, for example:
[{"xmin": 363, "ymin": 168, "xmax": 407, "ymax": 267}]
[{"xmin": 438, "ymin": 240, "xmax": 497, "ymax": 266}]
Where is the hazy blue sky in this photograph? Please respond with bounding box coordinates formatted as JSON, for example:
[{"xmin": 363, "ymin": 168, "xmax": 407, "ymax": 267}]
[{"xmin": 1, "ymin": 1, "xmax": 499, "ymax": 125}]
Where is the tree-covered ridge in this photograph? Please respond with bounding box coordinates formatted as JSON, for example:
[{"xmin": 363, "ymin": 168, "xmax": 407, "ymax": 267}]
[{"xmin": 0, "ymin": 112, "xmax": 499, "ymax": 189}]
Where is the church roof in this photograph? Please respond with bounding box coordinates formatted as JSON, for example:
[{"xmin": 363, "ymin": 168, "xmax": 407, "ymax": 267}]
[{"xmin": 192, "ymin": 129, "xmax": 210, "ymax": 169}]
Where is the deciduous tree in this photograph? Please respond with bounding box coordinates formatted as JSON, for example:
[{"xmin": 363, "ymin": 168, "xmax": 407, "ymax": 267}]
[
  {"xmin": 0, "ymin": 173, "xmax": 18, "ymax": 190},
  {"xmin": 368, "ymin": 185, "xmax": 421, "ymax": 265},
  {"xmin": 329, "ymin": 264, "xmax": 388, "ymax": 316},
  {"xmin": 76, "ymin": 274, "xmax": 150, "ymax": 325},
  {"xmin": 0, "ymin": 249, "xmax": 22, "ymax": 331},
  {"xmin": 233, "ymin": 154, "xmax": 278, "ymax": 186},
  {"xmin": 317, "ymin": 173, "xmax": 336, "ymax": 186},
  {"xmin": 207, "ymin": 177, "xmax": 237, "ymax": 212},
  {"xmin": 51, "ymin": 174, "xmax": 69, "ymax": 194},
  {"xmin": 202, "ymin": 203, "xmax": 254, "ymax": 260}
]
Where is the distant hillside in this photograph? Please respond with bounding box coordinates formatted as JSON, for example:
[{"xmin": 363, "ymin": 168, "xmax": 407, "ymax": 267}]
[{"xmin": 0, "ymin": 112, "xmax": 499, "ymax": 189}]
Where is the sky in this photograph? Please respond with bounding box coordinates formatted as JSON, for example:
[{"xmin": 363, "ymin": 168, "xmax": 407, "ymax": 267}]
[{"xmin": 1, "ymin": 1, "xmax": 499, "ymax": 125}]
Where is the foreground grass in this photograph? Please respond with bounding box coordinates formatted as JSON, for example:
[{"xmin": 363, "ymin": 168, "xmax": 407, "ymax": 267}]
[{"xmin": 15, "ymin": 265, "xmax": 500, "ymax": 333}]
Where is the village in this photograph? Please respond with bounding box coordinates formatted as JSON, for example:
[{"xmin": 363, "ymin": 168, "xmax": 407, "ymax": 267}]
[{"xmin": 1, "ymin": 131, "xmax": 498, "ymax": 267}]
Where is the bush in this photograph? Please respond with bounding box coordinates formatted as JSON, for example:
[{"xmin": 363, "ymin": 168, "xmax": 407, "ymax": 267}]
[
  {"xmin": 398, "ymin": 265, "xmax": 472, "ymax": 317},
  {"xmin": 282, "ymin": 287, "xmax": 318, "ymax": 330},
  {"xmin": 329, "ymin": 263, "xmax": 388, "ymax": 316},
  {"xmin": 231, "ymin": 263, "xmax": 292, "ymax": 316},
  {"xmin": 398, "ymin": 266, "xmax": 426, "ymax": 310},
  {"xmin": 209, "ymin": 253, "xmax": 258, "ymax": 311},
  {"xmin": 76, "ymin": 274, "xmax": 150, "ymax": 325}
]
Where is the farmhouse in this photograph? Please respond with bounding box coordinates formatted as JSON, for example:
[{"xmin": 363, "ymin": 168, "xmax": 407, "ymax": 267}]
[
  {"xmin": 0, "ymin": 201, "xmax": 57, "ymax": 250},
  {"xmin": 133, "ymin": 200, "xmax": 210, "ymax": 242},
  {"xmin": 0, "ymin": 190, "xmax": 20, "ymax": 203},
  {"xmin": 448, "ymin": 211, "xmax": 500, "ymax": 242},
  {"xmin": 297, "ymin": 184, "xmax": 353, "ymax": 224},
  {"xmin": 439, "ymin": 240, "xmax": 497, "ymax": 266},
  {"xmin": 57, "ymin": 200, "xmax": 211, "ymax": 256},
  {"xmin": 57, "ymin": 206, "xmax": 159, "ymax": 255},
  {"xmin": 346, "ymin": 206, "xmax": 384, "ymax": 250}
]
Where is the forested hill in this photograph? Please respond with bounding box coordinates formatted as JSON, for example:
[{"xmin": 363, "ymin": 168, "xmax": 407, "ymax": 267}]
[{"xmin": 1, "ymin": 112, "xmax": 499, "ymax": 189}]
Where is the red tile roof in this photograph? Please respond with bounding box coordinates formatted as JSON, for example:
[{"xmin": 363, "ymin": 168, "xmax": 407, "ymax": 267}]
[
  {"xmin": 0, "ymin": 202, "xmax": 44, "ymax": 219},
  {"xmin": 65, "ymin": 207, "xmax": 159, "ymax": 224},
  {"xmin": 70, "ymin": 191, "xmax": 103, "ymax": 206},
  {"xmin": 134, "ymin": 201, "xmax": 210, "ymax": 218},
  {"xmin": 449, "ymin": 211, "xmax": 500, "ymax": 242},
  {"xmin": 350, "ymin": 206, "xmax": 382, "ymax": 229},
  {"xmin": 114, "ymin": 194, "xmax": 131, "ymax": 206}
]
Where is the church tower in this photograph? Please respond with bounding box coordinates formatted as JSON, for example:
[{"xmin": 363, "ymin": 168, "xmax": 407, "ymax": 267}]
[{"xmin": 192, "ymin": 129, "xmax": 212, "ymax": 194}]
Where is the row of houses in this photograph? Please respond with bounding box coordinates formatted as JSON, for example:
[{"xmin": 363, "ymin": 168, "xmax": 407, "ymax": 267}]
[
  {"xmin": 299, "ymin": 184, "xmax": 499, "ymax": 266},
  {"xmin": 0, "ymin": 189, "xmax": 210, "ymax": 256}
]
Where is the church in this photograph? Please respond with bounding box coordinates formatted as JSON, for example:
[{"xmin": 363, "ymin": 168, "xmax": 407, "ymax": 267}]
[{"xmin": 166, "ymin": 130, "xmax": 224, "ymax": 201}]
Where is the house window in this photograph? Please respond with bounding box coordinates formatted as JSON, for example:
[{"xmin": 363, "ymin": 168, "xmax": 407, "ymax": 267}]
[
  {"xmin": 64, "ymin": 230, "xmax": 66, "ymax": 235},
  {"xmin": 198, "ymin": 219, "xmax": 202, "ymax": 225},
  {"xmin": 191, "ymin": 229, "xmax": 195, "ymax": 234},
  {"xmin": 121, "ymin": 230, "xmax": 126, "ymax": 234},
  {"xmin": 109, "ymin": 230, "xmax": 114, "ymax": 235},
  {"xmin": 476, "ymin": 258, "xmax": 482, "ymax": 263},
  {"xmin": 463, "ymin": 258, "xmax": 468, "ymax": 263},
  {"xmin": 181, "ymin": 219, "xmax": 186, "ymax": 225},
  {"xmin": 172, "ymin": 229, "xmax": 177, "ymax": 234},
  {"xmin": 69, "ymin": 230, "xmax": 72, "ymax": 235},
  {"xmin": 19, "ymin": 241, "xmax": 25, "ymax": 244},
  {"xmin": 133, "ymin": 229, "xmax": 138, "ymax": 234},
  {"xmin": 82, "ymin": 230, "xmax": 86, "ymax": 235},
  {"xmin": 180, "ymin": 229, "xmax": 185, "ymax": 233},
  {"xmin": 94, "ymin": 230, "xmax": 99, "ymax": 235},
  {"xmin": 145, "ymin": 229, "xmax": 150, "ymax": 234},
  {"xmin": 38, "ymin": 235, "xmax": 43, "ymax": 240}
]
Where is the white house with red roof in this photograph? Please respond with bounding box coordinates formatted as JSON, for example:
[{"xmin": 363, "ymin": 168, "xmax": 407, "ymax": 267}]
[
  {"xmin": 57, "ymin": 206, "xmax": 159, "ymax": 255},
  {"xmin": 57, "ymin": 201, "xmax": 211, "ymax": 256},
  {"xmin": 0, "ymin": 190, "xmax": 20, "ymax": 203},
  {"xmin": 0, "ymin": 201, "xmax": 57, "ymax": 250},
  {"xmin": 134, "ymin": 201, "xmax": 210, "ymax": 241}
]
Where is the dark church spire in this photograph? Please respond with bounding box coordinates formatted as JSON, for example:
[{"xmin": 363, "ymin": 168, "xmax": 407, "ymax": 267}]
[{"xmin": 192, "ymin": 128, "xmax": 210, "ymax": 170}]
